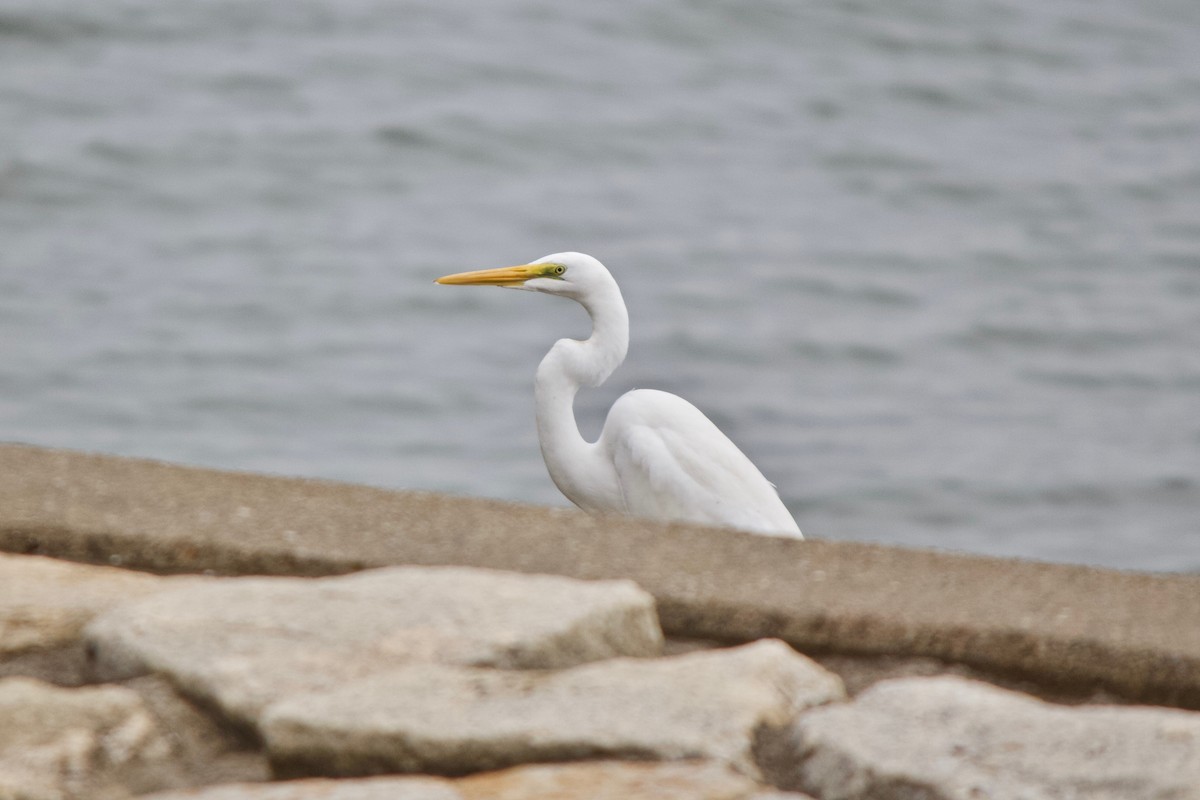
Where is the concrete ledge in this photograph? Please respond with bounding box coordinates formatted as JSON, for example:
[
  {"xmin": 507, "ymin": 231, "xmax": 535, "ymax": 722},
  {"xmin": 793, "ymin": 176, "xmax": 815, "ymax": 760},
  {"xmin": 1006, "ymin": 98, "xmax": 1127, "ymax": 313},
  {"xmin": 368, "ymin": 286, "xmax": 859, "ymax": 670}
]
[{"xmin": 2, "ymin": 444, "xmax": 1198, "ymax": 708}]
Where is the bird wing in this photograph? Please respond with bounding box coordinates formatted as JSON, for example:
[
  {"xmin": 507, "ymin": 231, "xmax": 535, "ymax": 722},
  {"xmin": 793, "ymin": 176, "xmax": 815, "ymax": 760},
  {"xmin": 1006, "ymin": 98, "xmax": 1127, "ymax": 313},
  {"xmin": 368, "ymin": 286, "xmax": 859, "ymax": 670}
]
[{"xmin": 601, "ymin": 389, "xmax": 801, "ymax": 536}]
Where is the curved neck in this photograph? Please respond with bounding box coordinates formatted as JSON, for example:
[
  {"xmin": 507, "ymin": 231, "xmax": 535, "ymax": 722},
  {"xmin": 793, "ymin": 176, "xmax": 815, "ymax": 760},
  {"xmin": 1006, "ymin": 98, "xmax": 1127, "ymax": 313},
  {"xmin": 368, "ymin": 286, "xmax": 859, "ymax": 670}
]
[{"xmin": 534, "ymin": 283, "xmax": 629, "ymax": 510}]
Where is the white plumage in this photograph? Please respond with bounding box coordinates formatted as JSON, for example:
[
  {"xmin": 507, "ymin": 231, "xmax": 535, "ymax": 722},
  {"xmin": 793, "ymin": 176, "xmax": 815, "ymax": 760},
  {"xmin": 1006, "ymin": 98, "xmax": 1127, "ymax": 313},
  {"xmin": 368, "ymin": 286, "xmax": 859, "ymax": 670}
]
[
  {"xmin": 437, "ymin": 252, "xmax": 802, "ymax": 538},
  {"xmin": 603, "ymin": 390, "xmax": 799, "ymax": 534}
]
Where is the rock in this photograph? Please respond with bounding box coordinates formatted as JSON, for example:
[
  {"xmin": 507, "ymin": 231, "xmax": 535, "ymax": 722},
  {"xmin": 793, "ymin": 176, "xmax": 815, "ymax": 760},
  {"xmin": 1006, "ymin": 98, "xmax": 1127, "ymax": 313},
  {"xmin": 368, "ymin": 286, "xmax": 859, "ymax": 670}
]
[
  {"xmin": 0, "ymin": 553, "xmax": 194, "ymax": 666},
  {"xmin": 454, "ymin": 760, "xmax": 819, "ymax": 799},
  {"xmin": 262, "ymin": 639, "xmax": 844, "ymax": 781},
  {"xmin": 118, "ymin": 675, "xmax": 271, "ymax": 790},
  {"xmin": 140, "ymin": 761, "xmax": 817, "ymax": 799},
  {"xmin": 139, "ymin": 776, "xmax": 463, "ymax": 800},
  {"xmin": 789, "ymin": 675, "xmax": 1200, "ymax": 799},
  {"xmin": 0, "ymin": 676, "xmax": 174, "ymax": 800},
  {"xmin": 85, "ymin": 566, "xmax": 662, "ymax": 729}
]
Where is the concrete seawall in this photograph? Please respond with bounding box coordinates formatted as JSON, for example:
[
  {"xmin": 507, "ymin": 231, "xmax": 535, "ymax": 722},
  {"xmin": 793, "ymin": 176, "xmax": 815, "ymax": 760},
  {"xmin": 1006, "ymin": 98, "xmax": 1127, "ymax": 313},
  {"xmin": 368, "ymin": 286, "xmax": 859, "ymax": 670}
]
[{"xmin": 3, "ymin": 443, "xmax": 1198, "ymax": 708}]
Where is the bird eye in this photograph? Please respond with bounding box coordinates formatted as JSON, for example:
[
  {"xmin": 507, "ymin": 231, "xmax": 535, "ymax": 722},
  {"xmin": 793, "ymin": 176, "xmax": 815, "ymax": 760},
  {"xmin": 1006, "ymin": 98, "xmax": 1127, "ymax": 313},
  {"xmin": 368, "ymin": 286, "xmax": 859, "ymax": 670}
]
[{"xmin": 553, "ymin": 265, "xmax": 566, "ymax": 276}]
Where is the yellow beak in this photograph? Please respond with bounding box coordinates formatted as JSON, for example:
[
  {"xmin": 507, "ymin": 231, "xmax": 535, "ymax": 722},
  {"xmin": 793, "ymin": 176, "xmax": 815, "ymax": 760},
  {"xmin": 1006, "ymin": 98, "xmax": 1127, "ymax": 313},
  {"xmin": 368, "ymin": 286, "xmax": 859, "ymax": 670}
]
[{"xmin": 435, "ymin": 264, "xmax": 544, "ymax": 287}]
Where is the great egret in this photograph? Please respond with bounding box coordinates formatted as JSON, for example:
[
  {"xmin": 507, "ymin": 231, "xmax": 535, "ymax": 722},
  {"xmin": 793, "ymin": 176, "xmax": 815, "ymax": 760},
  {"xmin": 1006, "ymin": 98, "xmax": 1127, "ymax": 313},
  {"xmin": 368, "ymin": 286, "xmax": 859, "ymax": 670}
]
[{"xmin": 436, "ymin": 252, "xmax": 802, "ymax": 538}]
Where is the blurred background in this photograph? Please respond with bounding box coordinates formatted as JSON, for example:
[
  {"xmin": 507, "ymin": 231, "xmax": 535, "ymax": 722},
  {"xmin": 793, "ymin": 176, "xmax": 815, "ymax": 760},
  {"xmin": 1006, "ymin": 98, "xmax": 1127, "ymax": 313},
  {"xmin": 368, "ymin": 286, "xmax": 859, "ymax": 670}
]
[{"xmin": 2, "ymin": 0, "xmax": 1198, "ymax": 571}]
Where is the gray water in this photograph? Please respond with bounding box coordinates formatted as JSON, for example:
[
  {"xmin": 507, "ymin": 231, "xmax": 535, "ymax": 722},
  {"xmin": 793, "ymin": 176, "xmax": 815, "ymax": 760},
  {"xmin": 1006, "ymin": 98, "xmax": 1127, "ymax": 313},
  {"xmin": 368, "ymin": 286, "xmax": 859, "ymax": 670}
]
[{"xmin": 2, "ymin": 0, "xmax": 1199, "ymax": 572}]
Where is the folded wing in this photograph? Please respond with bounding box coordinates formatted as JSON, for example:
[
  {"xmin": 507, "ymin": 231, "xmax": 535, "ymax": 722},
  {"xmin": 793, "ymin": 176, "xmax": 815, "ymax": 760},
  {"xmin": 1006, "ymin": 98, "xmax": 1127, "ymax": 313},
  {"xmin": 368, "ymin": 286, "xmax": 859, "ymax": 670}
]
[{"xmin": 601, "ymin": 389, "xmax": 802, "ymax": 537}]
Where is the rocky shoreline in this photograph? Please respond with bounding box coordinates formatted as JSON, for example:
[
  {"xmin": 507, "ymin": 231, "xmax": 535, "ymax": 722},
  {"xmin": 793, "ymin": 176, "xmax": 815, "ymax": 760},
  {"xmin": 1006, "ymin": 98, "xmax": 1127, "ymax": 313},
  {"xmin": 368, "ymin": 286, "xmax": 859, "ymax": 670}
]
[{"xmin": 2, "ymin": 444, "xmax": 1199, "ymax": 798}]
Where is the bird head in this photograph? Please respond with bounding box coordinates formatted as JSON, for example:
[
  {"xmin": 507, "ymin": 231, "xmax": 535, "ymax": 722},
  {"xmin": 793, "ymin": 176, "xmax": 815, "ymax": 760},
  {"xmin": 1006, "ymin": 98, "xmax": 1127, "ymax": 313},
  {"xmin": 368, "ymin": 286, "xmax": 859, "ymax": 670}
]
[{"xmin": 436, "ymin": 252, "xmax": 613, "ymax": 301}]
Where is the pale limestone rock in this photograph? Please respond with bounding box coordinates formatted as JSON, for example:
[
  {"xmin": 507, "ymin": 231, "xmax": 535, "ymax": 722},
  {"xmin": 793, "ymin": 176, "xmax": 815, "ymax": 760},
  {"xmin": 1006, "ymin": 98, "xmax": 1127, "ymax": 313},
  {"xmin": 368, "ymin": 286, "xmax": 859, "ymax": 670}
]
[
  {"xmin": 455, "ymin": 760, "xmax": 819, "ymax": 799},
  {"xmin": 262, "ymin": 639, "xmax": 844, "ymax": 781},
  {"xmin": 0, "ymin": 677, "xmax": 173, "ymax": 800},
  {"xmin": 85, "ymin": 566, "xmax": 662, "ymax": 728},
  {"xmin": 0, "ymin": 553, "xmax": 195, "ymax": 658},
  {"xmin": 140, "ymin": 761, "xmax": 817, "ymax": 799},
  {"xmin": 790, "ymin": 675, "xmax": 1200, "ymax": 799},
  {"xmin": 140, "ymin": 776, "xmax": 462, "ymax": 800}
]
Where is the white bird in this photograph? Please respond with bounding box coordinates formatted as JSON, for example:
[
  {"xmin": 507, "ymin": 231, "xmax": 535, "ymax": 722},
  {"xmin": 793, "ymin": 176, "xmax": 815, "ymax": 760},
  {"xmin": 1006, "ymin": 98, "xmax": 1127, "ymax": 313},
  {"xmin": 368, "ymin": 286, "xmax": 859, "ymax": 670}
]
[{"xmin": 436, "ymin": 252, "xmax": 802, "ymax": 538}]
